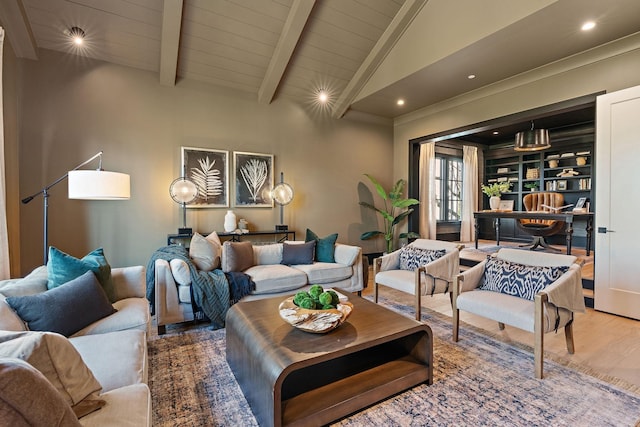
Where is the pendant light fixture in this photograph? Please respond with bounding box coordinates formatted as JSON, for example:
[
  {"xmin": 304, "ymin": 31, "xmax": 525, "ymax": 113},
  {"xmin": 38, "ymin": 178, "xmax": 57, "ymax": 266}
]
[{"xmin": 514, "ymin": 121, "xmax": 550, "ymax": 151}]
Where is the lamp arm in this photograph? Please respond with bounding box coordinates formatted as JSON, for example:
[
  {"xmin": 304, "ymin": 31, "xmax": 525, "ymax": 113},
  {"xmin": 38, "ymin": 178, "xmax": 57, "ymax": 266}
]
[{"xmin": 21, "ymin": 151, "xmax": 103, "ymax": 204}]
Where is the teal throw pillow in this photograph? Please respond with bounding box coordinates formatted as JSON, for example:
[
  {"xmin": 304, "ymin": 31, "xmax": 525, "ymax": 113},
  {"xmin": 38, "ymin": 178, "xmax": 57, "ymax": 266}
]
[
  {"xmin": 305, "ymin": 229, "xmax": 338, "ymax": 263},
  {"xmin": 47, "ymin": 247, "xmax": 115, "ymax": 302}
]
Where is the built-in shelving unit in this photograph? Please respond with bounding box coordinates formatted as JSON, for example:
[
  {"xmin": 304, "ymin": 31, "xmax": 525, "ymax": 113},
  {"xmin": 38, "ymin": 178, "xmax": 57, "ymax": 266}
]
[{"xmin": 480, "ymin": 124, "xmax": 594, "ymax": 247}]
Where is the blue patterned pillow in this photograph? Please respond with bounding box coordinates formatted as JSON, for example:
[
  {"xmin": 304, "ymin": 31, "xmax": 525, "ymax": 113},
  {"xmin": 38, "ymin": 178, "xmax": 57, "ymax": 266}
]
[
  {"xmin": 399, "ymin": 246, "xmax": 446, "ymax": 271},
  {"xmin": 479, "ymin": 257, "xmax": 569, "ymax": 300}
]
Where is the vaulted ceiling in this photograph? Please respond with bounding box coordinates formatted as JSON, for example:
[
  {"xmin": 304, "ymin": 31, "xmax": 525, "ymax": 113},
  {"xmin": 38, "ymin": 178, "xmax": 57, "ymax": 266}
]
[{"xmin": 1, "ymin": 0, "xmax": 639, "ymax": 121}]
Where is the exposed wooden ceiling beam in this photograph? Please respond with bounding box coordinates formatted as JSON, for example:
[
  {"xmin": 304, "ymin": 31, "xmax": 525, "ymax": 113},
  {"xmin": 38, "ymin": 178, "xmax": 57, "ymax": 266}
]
[
  {"xmin": 0, "ymin": 0, "xmax": 37, "ymax": 60},
  {"xmin": 258, "ymin": 0, "xmax": 316, "ymax": 104},
  {"xmin": 159, "ymin": 0, "xmax": 183, "ymax": 86},
  {"xmin": 331, "ymin": 0, "xmax": 428, "ymax": 118}
]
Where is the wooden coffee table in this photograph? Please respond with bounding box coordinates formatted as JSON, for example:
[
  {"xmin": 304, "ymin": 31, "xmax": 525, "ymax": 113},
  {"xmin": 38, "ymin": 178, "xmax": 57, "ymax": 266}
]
[{"xmin": 226, "ymin": 290, "xmax": 433, "ymax": 427}]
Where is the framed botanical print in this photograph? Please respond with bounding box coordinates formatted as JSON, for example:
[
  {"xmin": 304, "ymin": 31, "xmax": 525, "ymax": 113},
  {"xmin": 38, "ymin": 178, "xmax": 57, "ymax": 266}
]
[
  {"xmin": 181, "ymin": 146, "xmax": 229, "ymax": 208},
  {"xmin": 233, "ymin": 151, "xmax": 273, "ymax": 207}
]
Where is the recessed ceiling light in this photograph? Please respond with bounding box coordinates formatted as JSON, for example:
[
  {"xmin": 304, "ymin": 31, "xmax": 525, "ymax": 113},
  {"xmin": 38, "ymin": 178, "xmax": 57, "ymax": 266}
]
[
  {"xmin": 69, "ymin": 26, "xmax": 86, "ymax": 45},
  {"xmin": 317, "ymin": 90, "xmax": 329, "ymax": 104},
  {"xmin": 468, "ymin": 74, "xmax": 476, "ymax": 79},
  {"xmin": 492, "ymin": 131, "xmax": 499, "ymax": 135},
  {"xmin": 397, "ymin": 99, "xmax": 405, "ymax": 106},
  {"xmin": 581, "ymin": 21, "xmax": 596, "ymax": 31}
]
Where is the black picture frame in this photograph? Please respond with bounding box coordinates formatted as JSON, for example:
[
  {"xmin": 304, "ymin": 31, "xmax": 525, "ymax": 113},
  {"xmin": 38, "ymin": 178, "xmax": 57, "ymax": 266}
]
[
  {"xmin": 233, "ymin": 151, "xmax": 274, "ymax": 207},
  {"xmin": 181, "ymin": 146, "xmax": 229, "ymax": 208}
]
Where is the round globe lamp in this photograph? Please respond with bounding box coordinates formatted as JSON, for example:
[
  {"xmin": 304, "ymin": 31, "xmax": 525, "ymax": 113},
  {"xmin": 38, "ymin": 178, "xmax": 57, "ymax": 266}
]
[{"xmin": 170, "ymin": 177, "xmax": 198, "ymax": 234}]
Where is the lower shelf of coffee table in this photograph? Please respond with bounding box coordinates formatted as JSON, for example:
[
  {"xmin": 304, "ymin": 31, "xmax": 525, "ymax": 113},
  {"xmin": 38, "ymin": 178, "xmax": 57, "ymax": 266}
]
[{"xmin": 282, "ymin": 355, "xmax": 429, "ymax": 426}]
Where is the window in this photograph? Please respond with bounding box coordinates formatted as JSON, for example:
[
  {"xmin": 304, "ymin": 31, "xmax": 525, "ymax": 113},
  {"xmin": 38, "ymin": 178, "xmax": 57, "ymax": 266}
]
[{"xmin": 434, "ymin": 156, "xmax": 462, "ymax": 221}]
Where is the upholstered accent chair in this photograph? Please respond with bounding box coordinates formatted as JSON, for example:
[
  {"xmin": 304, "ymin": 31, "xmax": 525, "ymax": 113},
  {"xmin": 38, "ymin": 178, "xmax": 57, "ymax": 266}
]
[
  {"xmin": 374, "ymin": 239, "xmax": 462, "ymax": 320},
  {"xmin": 452, "ymin": 248, "xmax": 585, "ymax": 378},
  {"xmin": 516, "ymin": 192, "xmax": 566, "ymax": 250}
]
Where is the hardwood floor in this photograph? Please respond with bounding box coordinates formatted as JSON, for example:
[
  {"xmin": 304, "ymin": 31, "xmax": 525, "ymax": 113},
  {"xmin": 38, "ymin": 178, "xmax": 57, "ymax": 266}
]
[{"xmin": 364, "ymin": 269, "xmax": 640, "ymax": 389}]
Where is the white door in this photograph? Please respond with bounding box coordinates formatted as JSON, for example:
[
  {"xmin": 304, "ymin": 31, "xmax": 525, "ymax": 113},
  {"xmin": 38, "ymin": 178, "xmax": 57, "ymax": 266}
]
[{"xmin": 595, "ymin": 86, "xmax": 640, "ymax": 320}]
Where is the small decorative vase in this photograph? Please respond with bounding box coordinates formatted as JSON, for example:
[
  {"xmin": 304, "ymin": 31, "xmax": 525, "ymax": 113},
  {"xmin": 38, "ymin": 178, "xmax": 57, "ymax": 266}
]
[
  {"xmin": 224, "ymin": 210, "xmax": 237, "ymax": 232},
  {"xmin": 489, "ymin": 196, "xmax": 501, "ymax": 211}
]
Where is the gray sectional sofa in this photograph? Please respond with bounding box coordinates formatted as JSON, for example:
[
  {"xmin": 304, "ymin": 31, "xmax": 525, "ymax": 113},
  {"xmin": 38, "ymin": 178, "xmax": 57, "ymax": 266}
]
[{"xmin": 154, "ymin": 240, "xmax": 364, "ymax": 333}]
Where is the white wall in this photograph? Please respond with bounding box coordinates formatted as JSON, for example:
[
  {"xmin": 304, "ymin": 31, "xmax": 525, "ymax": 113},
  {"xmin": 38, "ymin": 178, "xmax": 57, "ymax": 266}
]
[{"xmin": 15, "ymin": 49, "xmax": 394, "ymax": 275}]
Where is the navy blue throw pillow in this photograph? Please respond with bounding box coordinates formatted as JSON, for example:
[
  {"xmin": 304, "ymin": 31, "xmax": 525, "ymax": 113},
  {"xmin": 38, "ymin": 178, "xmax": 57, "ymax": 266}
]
[
  {"xmin": 479, "ymin": 257, "xmax": 569, "ymax": 300},
  {"xmin": 6, "ymin": 271, "xmax": 116, "ymax": 337},
  {"xmin": 281, "ymin": 241, "xmax": 316, "ymax": 265}
]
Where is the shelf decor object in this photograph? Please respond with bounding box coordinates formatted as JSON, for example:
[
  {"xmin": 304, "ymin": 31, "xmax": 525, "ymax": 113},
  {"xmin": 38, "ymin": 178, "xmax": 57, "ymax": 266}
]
[
  {"xmin": 271, "ymin": 171, "xmax": 294, "ymax": 231},
  {"xmin": 21, "ymin": 151, "xmax": 130, "ymax": 264},
  {"xmin": 169, "ymin": 176, "xmax": 198, "ymax": 235},
  {"xmin": 514, "ymin": 121, "xmax": 550, "ymax": 151}
]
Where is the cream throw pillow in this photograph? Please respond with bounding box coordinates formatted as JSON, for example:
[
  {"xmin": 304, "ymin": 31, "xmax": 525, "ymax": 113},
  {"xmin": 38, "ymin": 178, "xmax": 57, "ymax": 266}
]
[
  {"xmin": 0, "ymin": 331, "xmax": 104, "ymax": 417},
  {"xmin": 189, "ymin": 232, "xmax": 221, "ymax": 271},
  {"xmin": 169, "ymin": 259, "xmax": 191, "ymax": 286}
]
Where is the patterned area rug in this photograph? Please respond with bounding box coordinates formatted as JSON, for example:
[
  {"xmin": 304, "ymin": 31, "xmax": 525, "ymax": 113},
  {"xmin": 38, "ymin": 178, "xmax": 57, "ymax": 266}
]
[{"xmin": 148, "ymin": 297, "xmax": 640, "ymax": 426}]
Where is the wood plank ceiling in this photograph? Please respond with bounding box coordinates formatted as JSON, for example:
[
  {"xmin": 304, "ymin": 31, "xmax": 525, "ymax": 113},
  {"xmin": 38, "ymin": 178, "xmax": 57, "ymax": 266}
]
[{"xmin": 1, "ymin": 0, "xmax": 640, "ymax": 121}]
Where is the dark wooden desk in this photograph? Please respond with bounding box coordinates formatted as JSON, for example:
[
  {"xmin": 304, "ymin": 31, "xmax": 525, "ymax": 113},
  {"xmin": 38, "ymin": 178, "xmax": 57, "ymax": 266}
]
[{"xmin": 473, "ymin": 211, "xmax": 594, "ymax": 256}]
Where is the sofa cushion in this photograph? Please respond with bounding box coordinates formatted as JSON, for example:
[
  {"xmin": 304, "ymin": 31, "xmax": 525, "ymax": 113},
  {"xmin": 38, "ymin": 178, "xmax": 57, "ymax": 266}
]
[
  {"xmin": 47, "ymin": 247, "xmax": 116, "ymax": 303},
  {"xmin": 221, "ymin": 241, "xmax": 254, "ymax": 272},
  {"xmin": 70, "ymin": 330, "xmax": 147, "ymax": 393},
  {"xmin": 305, "ymin": 229, "xmax": 338, "ymax": 263},
  {"xmin": 281, "ymin": 240, "xmax": 315, "ymax": 265},
  {"xmin": 0, "ymin": 331, "xmax": 104, "ymax": 416},
  {"xmin": 6, "ymin": 271, "xmax": 116, "ymax": 337},
  {"xmin": 0, "ymin": 358, "xmax": 81, "ymax": 426},
  {"xmin": 0, "ymin": 265, "xmax": 48, "ymax": 297},
  {"xmin": 253, "ymin": 243, "xmax": 283, "ymax": 265},
  {"xmin": 178, "ymin": 284, "xmax": 192, "ymax": 304},
  {"xmin": 479, "ymin": 257, "xmax": 569, "ymax": 301},
  {"xmin": 293, "ymin": 263, "xmax": 353, "ymax": 284},
  {"xmin": 189, "ymin": 232, "xmax": 221, "ymax": 271},
  {"xmin": 399, "ymin": 246, "xmax": 445, "ymax": 271},
  {"xmin": 334, "ymin": 244, "xmax": 360, "ymax": 266},
  {"xmin": 78, "ymin": 383, "xmax": 151, "ymax": 427},
  {"xmin": 169, "ymin": 259, "xmax": 191, "ymax": 286},
  {"xmin": 244, "ymin": 264, "xmax": 308, "ymax": 294},
  {"xmin": 71, "ymin": 297, "xmax": 149, "ymax": 336},
  {"xmin": 0, "ymin": 296, "xmax": 27, "ymax": 332}
]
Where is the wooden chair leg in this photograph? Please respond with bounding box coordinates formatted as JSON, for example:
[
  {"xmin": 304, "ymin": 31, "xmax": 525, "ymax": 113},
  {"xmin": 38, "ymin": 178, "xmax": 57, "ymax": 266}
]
[
  {"xmin": 374, "ymin": 281, "xmax": 379, "ymax": 303},
  {"xmin": 565, "ymin": 320, "xmax": 575, "ymax": 354},
  {"xmin": 534, "ymin": 294, "xmax": 545, "ymax": 379},
  {"xmin": 158, "ymin": 324, "xmax": 166, "ymax": 335},
  {"xmin": 415, "ymin": 268, "xmax": 422, "ymax": 321},
  {"xmin": 452, "ymin": 276, "xmax": 461, "ymax": 342},
  {"xmin": 498, "ymin": 322, "xmax": 505, "ymax": 330}
]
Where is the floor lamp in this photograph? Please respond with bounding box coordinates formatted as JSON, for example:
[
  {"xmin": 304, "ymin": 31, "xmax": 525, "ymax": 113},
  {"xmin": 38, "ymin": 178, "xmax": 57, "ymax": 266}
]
[{"xmin": 21, "ymin": 151, "xmax": 130, "ymax": 265}]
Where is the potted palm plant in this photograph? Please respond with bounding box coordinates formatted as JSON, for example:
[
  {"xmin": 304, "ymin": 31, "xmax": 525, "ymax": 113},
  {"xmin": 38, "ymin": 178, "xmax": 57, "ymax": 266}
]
[{"xmin": 359, "ymin": 174, "xmax": 420, "ymax": 253}]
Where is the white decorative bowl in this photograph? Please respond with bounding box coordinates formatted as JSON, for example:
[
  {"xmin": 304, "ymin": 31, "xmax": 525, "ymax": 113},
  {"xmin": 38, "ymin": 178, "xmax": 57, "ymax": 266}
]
[{"xmin": 278, "ymin": 296, "xmax": 353, "ymax": 334}]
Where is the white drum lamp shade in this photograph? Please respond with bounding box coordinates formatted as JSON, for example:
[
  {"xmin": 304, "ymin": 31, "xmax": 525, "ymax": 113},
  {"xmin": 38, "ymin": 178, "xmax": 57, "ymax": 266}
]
[{"xmin": 68, "ymin": 170, "xmax": 131, "ymax": 199}]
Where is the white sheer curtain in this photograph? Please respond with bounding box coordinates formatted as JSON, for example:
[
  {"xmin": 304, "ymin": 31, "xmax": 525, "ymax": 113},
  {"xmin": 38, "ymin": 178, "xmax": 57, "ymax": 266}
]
[
  {"xmin": 0, "ymin": 28, "xmax": 8, "ymax": 279},
  {"xmin": 419, "ymin": 142, "xmax": 437, "ymax": 239},
  {"xmin": 460, "ymin": 145, "xmax": 478, "ymax": 242}
]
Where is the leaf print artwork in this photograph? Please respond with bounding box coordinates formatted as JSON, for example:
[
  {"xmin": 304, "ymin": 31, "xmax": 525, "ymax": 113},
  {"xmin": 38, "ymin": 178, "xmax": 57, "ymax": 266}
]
[
  {"xmin": 233, "ymin": 152, "xmax": 273, "ymax": 207},
  {"xmin": 190, "ymin": 156, "xmax": 223, "ymax": 201},
  {"xmin": 181, "ymin": 147, "xmax": 229, "ymax": 207},
  {"xmin": 240, "ymin": 159, "xmax": 268, "ymax": 202}
]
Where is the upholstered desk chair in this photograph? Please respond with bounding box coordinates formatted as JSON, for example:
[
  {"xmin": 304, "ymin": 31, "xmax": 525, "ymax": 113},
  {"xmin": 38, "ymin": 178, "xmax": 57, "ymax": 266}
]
[
  {"xmin": 516, "ymin": 192, "xmax": 566, "ymax": 250},
  {"xmin": 374, "ymin": 239, "xmax": 462, "ymax": 320},
  {"xmin": 453, "ymin": 248, "xmax": 585, "ymax": 378}
]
